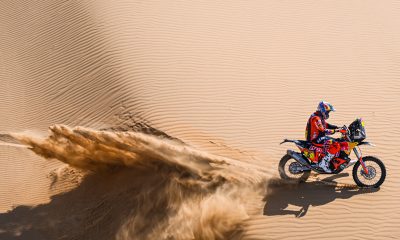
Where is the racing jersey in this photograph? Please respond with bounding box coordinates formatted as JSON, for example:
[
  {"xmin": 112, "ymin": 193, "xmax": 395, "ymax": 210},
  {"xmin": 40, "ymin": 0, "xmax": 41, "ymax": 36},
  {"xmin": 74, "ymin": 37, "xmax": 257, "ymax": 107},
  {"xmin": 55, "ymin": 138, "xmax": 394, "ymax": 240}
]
[{"xmin": 305, "ymin": 111, "xmax": 337, "ymax": 143}]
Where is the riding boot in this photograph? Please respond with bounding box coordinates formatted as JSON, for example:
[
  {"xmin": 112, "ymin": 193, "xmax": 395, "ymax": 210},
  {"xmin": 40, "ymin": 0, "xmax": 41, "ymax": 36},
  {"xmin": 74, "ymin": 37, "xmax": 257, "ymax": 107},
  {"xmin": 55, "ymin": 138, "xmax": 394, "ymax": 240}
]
[{"xmin": 318, "ymin": 153, "xmax": 334, "ymax": 173}]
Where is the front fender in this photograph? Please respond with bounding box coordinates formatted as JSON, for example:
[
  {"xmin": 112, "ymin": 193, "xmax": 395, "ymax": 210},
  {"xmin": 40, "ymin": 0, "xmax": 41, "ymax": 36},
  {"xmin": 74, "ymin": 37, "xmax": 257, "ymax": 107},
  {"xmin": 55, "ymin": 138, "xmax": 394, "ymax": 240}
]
[{"xmin": 358, "ymin": 141, "xmax": 376, "ymax": 147}]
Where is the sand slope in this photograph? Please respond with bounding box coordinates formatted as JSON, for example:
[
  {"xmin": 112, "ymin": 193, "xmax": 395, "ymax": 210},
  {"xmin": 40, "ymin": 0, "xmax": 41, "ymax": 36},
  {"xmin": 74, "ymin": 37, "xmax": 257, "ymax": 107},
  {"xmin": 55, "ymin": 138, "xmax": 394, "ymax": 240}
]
[{"xmin": 1, "ymin": 0, "xmax": 400, "ymax": 239}]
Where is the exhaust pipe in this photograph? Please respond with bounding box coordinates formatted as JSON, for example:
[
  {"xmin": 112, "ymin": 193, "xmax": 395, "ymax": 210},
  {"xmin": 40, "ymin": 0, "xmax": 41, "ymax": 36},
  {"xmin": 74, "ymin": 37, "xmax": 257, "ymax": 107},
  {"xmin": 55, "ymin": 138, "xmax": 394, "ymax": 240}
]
[{"xmin": 287, "ymin": 150, "xmax": 310, "ymax": 167}]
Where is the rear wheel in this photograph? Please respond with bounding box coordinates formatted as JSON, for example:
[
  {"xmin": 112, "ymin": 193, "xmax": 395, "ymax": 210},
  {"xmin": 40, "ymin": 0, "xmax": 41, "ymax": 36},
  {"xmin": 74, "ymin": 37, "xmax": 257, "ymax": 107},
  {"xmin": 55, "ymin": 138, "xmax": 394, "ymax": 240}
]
[
  {"xmin": 278, "ymin": 154, "xmax": 310, "ymax": 182},
  {"xmin": 352, "ymin": 156, "xmax": 386, "ymax": 188}
]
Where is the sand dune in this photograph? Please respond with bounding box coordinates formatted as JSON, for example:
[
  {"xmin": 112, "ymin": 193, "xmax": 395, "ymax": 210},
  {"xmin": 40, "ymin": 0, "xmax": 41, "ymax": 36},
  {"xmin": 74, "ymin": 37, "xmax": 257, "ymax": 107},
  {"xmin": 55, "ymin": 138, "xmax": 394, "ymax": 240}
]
[{"xmin": 1, "ymin": 0, "xmax": 400, "ymax": 239}]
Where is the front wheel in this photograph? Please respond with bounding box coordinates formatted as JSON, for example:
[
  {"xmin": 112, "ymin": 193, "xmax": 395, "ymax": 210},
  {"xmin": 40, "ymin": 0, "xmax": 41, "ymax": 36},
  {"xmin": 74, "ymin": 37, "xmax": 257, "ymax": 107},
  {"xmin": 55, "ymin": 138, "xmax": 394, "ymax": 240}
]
[
  {"xmin": 352, "ymin": 156, "xmax": 386, "ymax": 188},
  {"xmin": 279, "ymin": 154, "xmax": 310, "ymax": 182}
]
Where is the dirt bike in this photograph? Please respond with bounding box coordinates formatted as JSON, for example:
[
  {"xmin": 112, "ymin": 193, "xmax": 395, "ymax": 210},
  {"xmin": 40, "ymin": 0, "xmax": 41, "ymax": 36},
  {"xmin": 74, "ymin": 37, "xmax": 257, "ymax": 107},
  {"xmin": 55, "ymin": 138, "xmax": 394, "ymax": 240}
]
[{"xmin": 279, "ymin": 118, "xmax": 386, "ymax": 188}]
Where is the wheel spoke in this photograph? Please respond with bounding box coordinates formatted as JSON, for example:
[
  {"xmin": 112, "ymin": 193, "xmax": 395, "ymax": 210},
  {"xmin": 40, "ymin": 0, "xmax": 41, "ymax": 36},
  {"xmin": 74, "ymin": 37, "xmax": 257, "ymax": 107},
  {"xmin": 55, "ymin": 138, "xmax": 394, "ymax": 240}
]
[
  {"xmin": 284, "ymin": 159, "xmax": 307, "ymax": 179},
  {"xmin": 356, "ymin": 161, "xmax": 382, "ymax": 186}
]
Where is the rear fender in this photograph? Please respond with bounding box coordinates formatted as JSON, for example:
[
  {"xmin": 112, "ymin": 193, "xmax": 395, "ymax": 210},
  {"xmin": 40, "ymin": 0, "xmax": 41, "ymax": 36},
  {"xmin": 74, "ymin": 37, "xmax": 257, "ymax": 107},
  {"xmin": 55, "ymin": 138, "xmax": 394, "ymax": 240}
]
[
  {"xmin": 280, "ymin": 139, "xmax": 296, "ymax": 145},
  {"xmin": 358, "ymin": 141, "xmax": 375, "ymax": 147}
]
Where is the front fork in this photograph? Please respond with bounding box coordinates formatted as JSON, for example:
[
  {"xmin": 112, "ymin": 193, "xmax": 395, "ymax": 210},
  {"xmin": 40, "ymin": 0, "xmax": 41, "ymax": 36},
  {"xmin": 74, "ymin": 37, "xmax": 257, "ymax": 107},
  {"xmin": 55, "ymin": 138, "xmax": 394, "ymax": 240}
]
[{"xmin": 353, "ymin": 147, "xmax": 369, "ymax": 175}]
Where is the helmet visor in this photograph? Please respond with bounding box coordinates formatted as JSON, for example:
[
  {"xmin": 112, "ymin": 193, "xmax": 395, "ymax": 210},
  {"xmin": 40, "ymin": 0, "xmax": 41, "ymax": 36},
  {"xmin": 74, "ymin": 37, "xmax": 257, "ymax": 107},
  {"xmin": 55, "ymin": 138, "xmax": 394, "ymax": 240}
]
[{"xmin": 325, "ymin": 111, "xmax": 330, "ymax": 119}]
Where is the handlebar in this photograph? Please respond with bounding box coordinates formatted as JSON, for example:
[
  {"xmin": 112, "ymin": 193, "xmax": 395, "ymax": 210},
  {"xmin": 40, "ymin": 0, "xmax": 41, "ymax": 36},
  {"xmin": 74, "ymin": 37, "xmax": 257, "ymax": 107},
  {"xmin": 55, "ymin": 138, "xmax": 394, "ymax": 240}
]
[
  {"xmin": 339, "ymin": 125, "xmax": 352, "ymax": 141},
  {"xmin": 338, "ymin": 128, "xmax": 347, "ymax": 134}
]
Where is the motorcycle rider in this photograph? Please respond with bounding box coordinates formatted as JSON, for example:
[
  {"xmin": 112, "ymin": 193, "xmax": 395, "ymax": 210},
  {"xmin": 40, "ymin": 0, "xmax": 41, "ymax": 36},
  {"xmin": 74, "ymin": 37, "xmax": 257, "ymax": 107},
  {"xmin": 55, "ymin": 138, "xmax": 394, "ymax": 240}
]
[{"xmin": 305, "ymin": 101, "xmax": 341, "ymax": 173}]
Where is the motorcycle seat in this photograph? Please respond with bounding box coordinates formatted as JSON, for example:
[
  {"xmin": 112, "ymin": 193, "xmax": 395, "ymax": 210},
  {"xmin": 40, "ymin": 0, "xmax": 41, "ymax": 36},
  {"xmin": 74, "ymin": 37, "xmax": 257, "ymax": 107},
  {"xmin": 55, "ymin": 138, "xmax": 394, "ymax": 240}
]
[
  {"xmin": 297, "ymin": 140, "xmax": 324, "ymax": 149},
  {"xmin": 296, "ymin": 140, "xmax": 311, "ymax": 148},
  {"xmin": 311, "ymin": 143, "xmax": 324, "ymax": 147}
]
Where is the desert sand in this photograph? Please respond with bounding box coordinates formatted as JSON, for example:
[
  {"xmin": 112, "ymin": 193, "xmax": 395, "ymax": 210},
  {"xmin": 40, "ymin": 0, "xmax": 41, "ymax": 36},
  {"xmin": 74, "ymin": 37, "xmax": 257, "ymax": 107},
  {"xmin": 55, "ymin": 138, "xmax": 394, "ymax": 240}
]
[{"xmin": 0, "ymin": 1, "xmax": 399, "ymax": 239}]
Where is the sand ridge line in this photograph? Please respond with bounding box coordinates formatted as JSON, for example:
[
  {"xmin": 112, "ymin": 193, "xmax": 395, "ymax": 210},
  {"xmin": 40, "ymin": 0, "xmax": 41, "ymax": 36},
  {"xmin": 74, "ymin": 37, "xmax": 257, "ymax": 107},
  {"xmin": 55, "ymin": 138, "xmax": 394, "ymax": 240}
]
[{"xmin": 0, "ymin": 142, "xmax": 29, "ymax": 148}]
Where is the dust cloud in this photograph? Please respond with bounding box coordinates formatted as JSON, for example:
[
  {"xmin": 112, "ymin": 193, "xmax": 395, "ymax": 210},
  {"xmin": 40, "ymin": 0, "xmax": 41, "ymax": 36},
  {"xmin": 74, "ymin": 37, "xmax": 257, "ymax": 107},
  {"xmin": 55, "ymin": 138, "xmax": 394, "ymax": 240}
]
[{"xmin": 12, "ymin": 125, "xmax": 267, "ymax": 239}]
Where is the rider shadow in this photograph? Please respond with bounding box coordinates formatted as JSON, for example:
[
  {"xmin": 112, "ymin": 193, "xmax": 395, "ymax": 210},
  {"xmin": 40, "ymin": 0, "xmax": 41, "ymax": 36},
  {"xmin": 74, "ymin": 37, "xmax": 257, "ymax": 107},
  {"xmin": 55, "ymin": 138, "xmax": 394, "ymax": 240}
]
[{"xmin": 263, "ymin": 173, "xmax": 379, "ymax": 218}]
